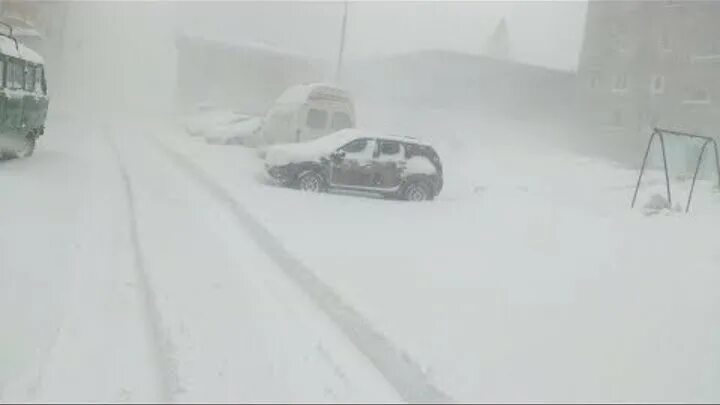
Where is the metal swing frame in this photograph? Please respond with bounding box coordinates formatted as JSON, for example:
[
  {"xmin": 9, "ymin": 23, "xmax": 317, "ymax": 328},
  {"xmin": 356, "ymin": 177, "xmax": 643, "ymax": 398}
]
[{"xmin": 631, "ymin": 127, "xmax": 720, "ymax": 213}]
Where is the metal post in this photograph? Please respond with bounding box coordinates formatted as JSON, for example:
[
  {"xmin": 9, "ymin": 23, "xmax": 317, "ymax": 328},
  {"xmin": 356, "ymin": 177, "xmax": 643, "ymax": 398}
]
[
  {"xmin": 712, "ymin": 139, "xmax": 720, "ymax": 190},
  {"xmin": 658, "ymin": 132, "xmax": 672, "ymax": 207},
  {"xmin": 631, "ymin": 129, "xmax": 658, "ymax": 208},
  {"xmin": 334, "ymin": 0, "xmax": 349, "ymax": 83},
  {"xmin": 686, "ymin": 139, "xmax": 710, "ymax": 213}
]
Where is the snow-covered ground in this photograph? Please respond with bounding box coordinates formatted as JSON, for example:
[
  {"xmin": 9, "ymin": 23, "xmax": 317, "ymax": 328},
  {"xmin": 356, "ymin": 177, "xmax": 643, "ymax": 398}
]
[
  {"xmin": 155, "ymin": 106, "xmax": 720, "ymax": 402},
  {"xmin": 1, "ymin": 115, "xmax": 400, "ymax": 403},
  {"xmin": 2, "ymin": 106, "xmax": 720, "ymax": 402}
]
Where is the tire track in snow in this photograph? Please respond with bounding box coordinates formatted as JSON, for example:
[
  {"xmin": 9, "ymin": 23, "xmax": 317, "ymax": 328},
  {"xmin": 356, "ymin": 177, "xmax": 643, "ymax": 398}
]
[
  {"xmin": 107, "ymin": 134, "xmax": 179, "ymax": 402},
  {"xmin": 148, "ymin": 135, "xmax": 454, "ymax": 404}
]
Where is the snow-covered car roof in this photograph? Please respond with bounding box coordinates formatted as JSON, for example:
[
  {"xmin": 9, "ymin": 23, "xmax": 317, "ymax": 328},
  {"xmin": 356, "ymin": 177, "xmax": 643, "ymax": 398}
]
[
  {"xmin": 0, "ymin": 35, "xmax": 44, "ymax": 64},
  {"xmin": 263, "ymin": 129, "xmax": 435, "ymax": 167},
  {"xmin": 317, "ymin": 129, "xmax": 432, "ymax": 149}
]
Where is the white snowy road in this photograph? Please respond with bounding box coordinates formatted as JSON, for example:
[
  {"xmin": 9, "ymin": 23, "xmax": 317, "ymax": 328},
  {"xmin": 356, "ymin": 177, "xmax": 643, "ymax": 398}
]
[
  {"xmin": 3, "ymin": 112, "xmax": 720, "ymax": 403},
  {"xmin": 1, "ymin": 115, "xmax": 404, "ymax": 402}
]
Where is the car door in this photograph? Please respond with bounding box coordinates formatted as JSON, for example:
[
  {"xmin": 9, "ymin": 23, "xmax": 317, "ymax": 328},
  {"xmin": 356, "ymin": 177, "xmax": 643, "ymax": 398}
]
[
  {"xmin": 371, "ymin": 140, "xmax": 406, "ymax": 189},
  {"xmin": 329, "ymin": 138, "xmax": 378, "ymax": 188}
]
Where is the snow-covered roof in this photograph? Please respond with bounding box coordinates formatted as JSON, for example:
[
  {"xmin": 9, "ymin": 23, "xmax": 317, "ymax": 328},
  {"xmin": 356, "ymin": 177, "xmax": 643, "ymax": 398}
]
[
  {"xmin": 273, "ymin": 83, "xmax": 351, "ymax": 106},
  {"xmin": 0, "ymin": 35, "xmax": 44, "ymax": 64},
  {"xmin": 178, "ymin": 31, "xmax": 316, "ymax": 62}
]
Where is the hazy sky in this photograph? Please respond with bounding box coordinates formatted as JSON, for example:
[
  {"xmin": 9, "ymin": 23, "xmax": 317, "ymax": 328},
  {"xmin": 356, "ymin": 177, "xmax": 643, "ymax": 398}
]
[{"xmin": 176, "ymin": 1, "xmax": 589, "ymax": 71}]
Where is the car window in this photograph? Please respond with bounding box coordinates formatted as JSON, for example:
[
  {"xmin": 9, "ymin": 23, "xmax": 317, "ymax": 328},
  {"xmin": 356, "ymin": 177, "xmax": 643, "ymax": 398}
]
[
  {"xmin": 340, "ymin": 139, "xmax": 367, "ymax": 153},
  {"xmin": 306, "ymin": 108, "xmax": 328, "ymax": 130},
  {"xmin": 379, "ymin": 140, "xmax": 402, "ymax": 156},
  {"xmin": 331, "ymin": 112, "xmax": 352, "ymax": 131}
]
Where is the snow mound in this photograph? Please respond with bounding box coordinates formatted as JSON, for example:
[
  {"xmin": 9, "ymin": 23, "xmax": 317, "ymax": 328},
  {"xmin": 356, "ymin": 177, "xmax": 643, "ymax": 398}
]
[{"xmin": 204, "ymin": 117, "xmax": 264, "ymax": 146}]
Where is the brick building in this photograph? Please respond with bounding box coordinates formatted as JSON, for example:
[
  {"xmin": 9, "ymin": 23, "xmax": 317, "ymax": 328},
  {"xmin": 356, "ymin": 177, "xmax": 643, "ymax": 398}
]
[{"xmin": 577, "ymin": 0, "xmax": 720, "ymax": 164}]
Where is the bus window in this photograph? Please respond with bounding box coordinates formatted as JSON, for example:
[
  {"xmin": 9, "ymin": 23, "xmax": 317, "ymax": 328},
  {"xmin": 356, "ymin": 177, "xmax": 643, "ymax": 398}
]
[
  {"xmin": 35, "ymin": 66, "xmax": 44, "ymax": 94},
  {"xmin": 10, "ymin": 60, "xmax": 23, "ymax": 89},
  {"xmin": 0, "ymin": 59, "xmax": 5, "ymax": 88},
  {"xmin": 24, "ymin": 65, "xmax": 35, "ymax": 92}
]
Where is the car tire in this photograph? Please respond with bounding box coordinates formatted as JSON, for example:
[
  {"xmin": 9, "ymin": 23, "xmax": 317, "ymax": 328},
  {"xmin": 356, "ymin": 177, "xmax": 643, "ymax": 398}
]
[
  {"xmin": 402, "ymin": 180, "xmax": 433, "ymax": 201},
  {"xmin": 297, "ymin": 171, "xmax": 326, "ymax": 193}
]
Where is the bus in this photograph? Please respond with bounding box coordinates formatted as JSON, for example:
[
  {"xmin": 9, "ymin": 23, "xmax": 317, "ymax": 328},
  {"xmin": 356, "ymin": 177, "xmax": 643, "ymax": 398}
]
[{"xmin": 0, "ymin": 23, "xmax": 48, "ymax": 160}]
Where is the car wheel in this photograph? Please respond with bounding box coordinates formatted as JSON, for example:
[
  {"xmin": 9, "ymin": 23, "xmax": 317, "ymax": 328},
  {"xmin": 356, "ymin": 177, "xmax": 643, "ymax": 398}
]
[
  {"xmin": 403, "ymin": 181, "xmax": 432, "ymax": 201},
  {"xmin": 298, "ymin": 171, "xmax": 325, "ymax": 193}
]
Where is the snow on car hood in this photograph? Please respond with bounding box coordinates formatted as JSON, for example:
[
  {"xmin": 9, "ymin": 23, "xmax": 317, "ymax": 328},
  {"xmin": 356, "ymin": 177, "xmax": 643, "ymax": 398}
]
[{"xmin": 264, "ymin": 129, "xmax": 369, "ymax": 167}]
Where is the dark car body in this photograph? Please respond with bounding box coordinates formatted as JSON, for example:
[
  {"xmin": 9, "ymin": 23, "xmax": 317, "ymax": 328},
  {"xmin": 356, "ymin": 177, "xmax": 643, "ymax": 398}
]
[{"xmin": 263, "ymin": 129, "xmax": 443, "ymax": 200}]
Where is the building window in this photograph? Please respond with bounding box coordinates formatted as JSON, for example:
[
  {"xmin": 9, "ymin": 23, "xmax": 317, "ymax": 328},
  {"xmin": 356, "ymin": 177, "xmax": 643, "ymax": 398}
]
[
  {"xmin": 611, "ymin": 21, "xmax": 628, "ymax": 52},
  {"xmin": 611, "ymin": 109, "xmax": 624, "ymax": 128},
  {"xmin": 613, "ymin": 74, "xmax": 628, "ymax": 92},
  {"xmin": 589, "ymin": 73, "xmax": 600, "ymax": 90},
  {"xmin": 659, "ymin": 31, "xmax": 671, "ymax": 52},
  {"xmin": 683, "ymin": 89, "xmax": 711, "ymax": 104},
  {"xmin": 651, "ymin": 75, "xmax": 665, "ymax": 95}
]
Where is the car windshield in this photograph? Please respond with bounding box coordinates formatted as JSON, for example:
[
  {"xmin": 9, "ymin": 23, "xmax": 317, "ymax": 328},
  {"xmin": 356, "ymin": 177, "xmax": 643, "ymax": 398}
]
[{"xmin": 3, "ymin": 2, "xmax": 718, "ymax": 404}]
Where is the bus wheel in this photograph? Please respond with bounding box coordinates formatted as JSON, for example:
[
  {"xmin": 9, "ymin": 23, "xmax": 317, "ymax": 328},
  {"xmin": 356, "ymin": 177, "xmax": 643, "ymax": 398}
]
[{"xmin": 17, "ymin": 136, "xmax": 36, "ymax": 158}]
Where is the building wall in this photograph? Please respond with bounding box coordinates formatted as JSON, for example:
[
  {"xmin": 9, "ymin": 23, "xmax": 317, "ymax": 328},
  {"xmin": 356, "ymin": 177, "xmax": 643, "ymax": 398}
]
[
  {"xmin": 344, "ymin": 50, "xmax": 576, "ymax": 124},
  {"xmin": 175, "ymin": 35, "xmax": 329, "ymax": 115},
  {"xmin": 577, "ymin": 0, "xmax": 720, "ymax": 166}
]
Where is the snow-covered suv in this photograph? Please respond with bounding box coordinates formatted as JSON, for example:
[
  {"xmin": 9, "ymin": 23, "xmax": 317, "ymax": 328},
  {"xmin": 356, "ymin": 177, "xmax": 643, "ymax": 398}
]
[{"xmin": 263, "ymin": 129, "xmax": 443, "ymax": 201}]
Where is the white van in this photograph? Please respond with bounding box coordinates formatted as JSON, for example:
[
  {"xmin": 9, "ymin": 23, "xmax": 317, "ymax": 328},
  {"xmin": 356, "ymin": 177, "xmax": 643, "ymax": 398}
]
[{"xmin": 262, "ymin": 83, "xmax": 355, "ymax": 145}]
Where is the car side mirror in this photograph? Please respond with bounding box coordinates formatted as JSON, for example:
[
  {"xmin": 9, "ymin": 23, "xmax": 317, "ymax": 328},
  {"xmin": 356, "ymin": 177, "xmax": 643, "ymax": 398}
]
[{"xmin": 331, "ymin": 150, "xmax": 346, "ymax": 161}]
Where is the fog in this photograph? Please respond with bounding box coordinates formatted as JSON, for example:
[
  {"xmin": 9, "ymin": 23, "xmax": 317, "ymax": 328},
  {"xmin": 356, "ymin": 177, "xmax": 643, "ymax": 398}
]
[
  {"xmin": 53, "ymin": 0, "xmax": 590, "ymax": 155},
  {"xmin": 4, "ymin": 1, "xmax": 720, "ymax": 403},
  {"xmin": 54, "ymin": 1, "xmax": 587, "ymax": 103}
]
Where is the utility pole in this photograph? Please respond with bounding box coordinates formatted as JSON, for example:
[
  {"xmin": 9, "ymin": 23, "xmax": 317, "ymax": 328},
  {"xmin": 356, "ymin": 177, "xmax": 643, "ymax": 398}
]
[{"xmin": 334, "ymin": 0, "xmax": 348, "ymax": 83}]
